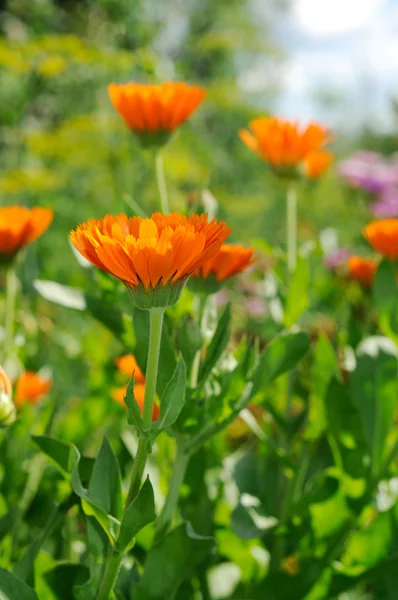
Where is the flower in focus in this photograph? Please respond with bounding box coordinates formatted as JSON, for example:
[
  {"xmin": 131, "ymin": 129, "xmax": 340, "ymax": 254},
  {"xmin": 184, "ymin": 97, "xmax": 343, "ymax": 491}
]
[
  {"xmin": 239, "ymin": 117, "xmax": 331, "ymax": 178},
  {"xmin": 115, "ymin": 354, "xmax": 145, "ymax": 382},
  {"xmin": 371, "ymin": 188, "xmax": 398, "ymax": 218},
  {"xmin": 0, "ymin": 206, "xmax": 53, "ymax": 260},
  {"xmin": 324, "ymin": 248, "xmax": 351, "ymax": 272},
  {"xmin": 0, "ymin": 366, "xmax": 16, "ymax": 426},
  {"xmin": 363, "ymin": 219, "xmax": 398, "ymax": 260},
  {"xmin": 14, "ymin": 371, "xmax": 52, "ymax": 408},
  {"xmin": 112, "ymin": 383, "xmax": 159, "ymax": 421},
  {"xmin": 304, "ymin": 150, "xmax": 333, "ymax": 179},
  {"xmin": 70, "ymin": 212, "xmax": 231, "ymax": 309},
  {"xmin": 347, "ymin": 256, "xmax": 378, "ymax": 287},
  {"xmin": 337, "ymin": 151, "xmax": 398, "ymax": 194},
  {"xmin": 108, "ymin": 82, "xmax": 206, "ymax": 147}
]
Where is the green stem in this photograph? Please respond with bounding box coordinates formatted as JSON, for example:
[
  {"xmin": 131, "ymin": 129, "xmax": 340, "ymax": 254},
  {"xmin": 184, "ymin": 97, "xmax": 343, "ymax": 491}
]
[
  {"xmin": 155, "ymin": 439, "xmax": 190, "ymax": 540},
  {"xmin": 155, "ymin": 151, "xmax": 170, "ymax": 214},
  {"xmin": 190, "ymin": 294, "xmax": 208, "ymax": 388},
  {"xmin": 3, "ymin": 265, "xmax": 17, "ymax": 363},
  {"xmin": 125, "ymin": 308, "xmax": 164, "ymax": 507},
  {"xmin": 286, "ymin": 185, "xmax": 297, "ymax": 274},
  {"xmin": 96, "ymin": 549, "xmax": 123, "ymax": 600}
]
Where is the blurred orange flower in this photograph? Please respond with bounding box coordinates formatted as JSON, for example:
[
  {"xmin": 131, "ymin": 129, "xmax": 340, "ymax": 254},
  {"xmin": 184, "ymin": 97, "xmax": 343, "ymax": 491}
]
[
  {"xmin": 116, "ymin": 354, "xmax": 145, "ymax": 382},
  {"xmin": 304, "ymin": 150, "xmax": 333, "ymax": 179},
  {"xmin": 112, "ymin": 383, "xmax": 159, "ymax": 421},
  {"xmin": 192, "ymin": 244, "xmax": 254, "ymax": 281},
  {"xmin": 70, "ymin": 212, "xmax": 231, "ymax": 308},
  {"xmin": 364, "ymin": 219, "xmax": 398, "ymax": 260},
  {"xmin": 108, "ymin": 82, "xmax": 206, "ymax": 145},
  {"xmin": 14, "ymin": 371, "xmax": 52, "ymax": 408},
  {"xmin": 0, "ymin": 206, "xmax": 53, "ymax": 258},
  {"xmin": 239, "ymin": 117, "xmax": 331, "ymax": 175},
  {"xmin": 348, "ymin": 256, "xmax": 378, "ymax": 287}
]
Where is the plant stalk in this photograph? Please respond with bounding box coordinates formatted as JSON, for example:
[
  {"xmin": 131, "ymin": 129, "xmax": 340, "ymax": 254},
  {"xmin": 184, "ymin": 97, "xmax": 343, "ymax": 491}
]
[
  {"xmin": 155, "ymin": 151, "xmax": 170, "ymax": 214},
  {"xmin": 96, "ymin": 549, "xmax": 123, "ymax": 600},
  {"xmin": 125, "ymin": 307, "xmax": 164, "ymax": 507},
  {"xmin": 155, "ymin": 438, "xmax": 190, "ymax": 540},
  {"xmin": 3, "ymin": 265, "xmax": 17, "ymax": 363},
  {"xmin": 286, "ymin": 185, "xmax": 297, "ymax": 274}
]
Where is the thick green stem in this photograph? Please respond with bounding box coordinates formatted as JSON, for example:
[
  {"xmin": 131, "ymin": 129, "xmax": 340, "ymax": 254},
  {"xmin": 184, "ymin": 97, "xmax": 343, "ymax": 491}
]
[
  {"xmin": 96, "ymin": 550, "xmax": 123, "ymax": 600},
  {"xmin": 125, "ymin": 308, "xmax": 164, "ymax": 507},
  {"xmin": 3, "ymin": 265, "xmax": 17, "ymax": 363},
  {"xmin": 155, "ymin": 152, "xmax": 170, "ymax": 214},
  {"xmin": 286, "ymin": 185, "xmax": 297, "ymax": 274},
  {"xmin": 155, "ymin": 439, "xmax": 190, "ymax": 540}
]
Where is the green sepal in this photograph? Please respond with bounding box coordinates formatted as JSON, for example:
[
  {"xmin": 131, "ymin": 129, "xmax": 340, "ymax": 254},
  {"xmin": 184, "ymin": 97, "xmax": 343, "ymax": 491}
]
[{"xmin": 126, "ymin": 277, "xmax": 189, "ymax": 310}]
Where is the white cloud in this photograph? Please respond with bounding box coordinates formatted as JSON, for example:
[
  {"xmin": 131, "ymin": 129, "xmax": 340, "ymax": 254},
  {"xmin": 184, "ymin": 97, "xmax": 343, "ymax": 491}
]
[{"xmin": 295, "ymin": 0, "xmax": 386, "ymax": 36}]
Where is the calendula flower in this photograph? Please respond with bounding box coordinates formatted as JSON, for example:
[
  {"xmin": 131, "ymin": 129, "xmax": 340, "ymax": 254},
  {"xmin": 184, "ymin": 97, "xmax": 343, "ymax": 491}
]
[
  {"xmin": 116, "ymin": 354, "xmax": 145, "ymax": 382},
  {"xmin": 0, "ymin": 206, "xmax": 53, "ymax": 260},
  {"xmin": 191, "ymin": 244, "xmax": 254, "ymax": 293},
  {"xmin": 14, "ymin": 371, "xmax": 52, "ymax": 408},
  {"xmin": 113, "ymin": 383, "xmax": 159, "ymax": 421},
  {"xmin": 239, "ymin": 117, "xmax": 331, "ymax": 178},
  {"xmin": 304, "ymin": 150, "xmax": 333, "ymax": 179},
  {"xmin": 70, "ymin": 212, "xmax": 231, "ymax": 309},
  {"xmin": 108, "ymin": 82, "xmax": 206, "ymax": 147},
  {"xmin": 347, "ymin": 256, "xmax": 378, "ymax": 287},
  {"xmin": 0, "ymin": 366, "xmax": 16, "ymax": 426},
  {"xmin": 363, "ymin": 219, "xmax": 398, "ymax": 260}
]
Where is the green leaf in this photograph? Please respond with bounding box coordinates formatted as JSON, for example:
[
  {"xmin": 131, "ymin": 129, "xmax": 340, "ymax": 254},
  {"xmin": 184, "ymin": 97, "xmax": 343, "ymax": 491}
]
[
  {"xmin": 198, "ymin": 303, "xmax": 231, "ymax": 385},
  {"xmin": 307, "ymin": 334, "xmax": 340, "ymax": 440},
  {"xmin": 132, "ymin": 523, "xmax": 214, "ymax": 600},
  {"xmin": 70, "ymin": 445, "xmax": 117, "ymax": 543},
  {"xmin": 251, "ymin": 331, "xmax": 310, "ymax": 397},
  {"xmin": 44, "ymin": 564, "xmax": 90, "ymax": 600},
  {"xmin": 0, "ymin": 568, "xmax": 38, "ymax": 600},
  {"xmin": 89, "ymin": 438, "xmax": 123, "ymax": 520},
  {"xmin": 284, "ymin": 257, "xmax": 309, "ymax": 327},
  {"xmin": 32, "ymin": 435, "xmax": 94, "ymax": 482},
  {"xmin": 0, "ymin": 509, "xmax": 17, "ymax": 542},
  {"xmin": 74, "ymin": 563, "xmax": 102, "ymax": 600},
  {"xmin": 116, "ymin": 477, "xmax": 156, "ymax": 553},
  {"xmin": 350, "ymin": 349, "xmax": 398, "ymax": 475},
  {"xmin": 154, "ymin": 357, "xmax": 186, "ymax": 431},
  {"xmin": 33, "ymin": 280, "xmax": 86, "ymax": 310},
  {"xmin": 373, "ymin": 259, "xmax": 398, "ymax": 340},
  {"xmin": 124, "ymin": 375, "xmax": 144, "ymax": 431}
]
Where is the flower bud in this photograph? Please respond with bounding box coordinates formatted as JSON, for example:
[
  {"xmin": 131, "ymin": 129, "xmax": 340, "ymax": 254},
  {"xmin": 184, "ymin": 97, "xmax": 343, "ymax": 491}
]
[{"xmin": 0, "ymin": 367, "xmax": 16, "ymax": 427}]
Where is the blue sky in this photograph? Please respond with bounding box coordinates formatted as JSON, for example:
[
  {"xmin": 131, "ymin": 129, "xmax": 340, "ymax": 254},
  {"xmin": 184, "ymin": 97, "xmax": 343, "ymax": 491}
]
[{"xmin": 249, "ymin": 0, "xmax": 398, "ymax": 132}]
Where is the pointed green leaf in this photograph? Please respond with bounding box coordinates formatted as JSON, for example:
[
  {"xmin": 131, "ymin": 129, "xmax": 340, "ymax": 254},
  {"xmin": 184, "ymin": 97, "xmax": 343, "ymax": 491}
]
[
  {"xmin": 373, "ymin": 259, "xmax": 398, "ymax": 340},
  {"xmin": 125, "ymin": 375, "xmax": 144, "ymax": 432},
  {"xmin": 32, "ymin": 435, "xmax": 94, "ymax": 482},
  {"xmin": 0, "ymin": 568, "xmax": 38, "ymax": 600},
  {"xmin": 251, "ymin": 331, "xmax": 310, "ymax": 397},
  {"xmin": 116, "ymin": 477, "xmax": 156, "ymax": 552},
  {"xmin": 155, "ymin": 357, "xmax": 186, "ymax": 431},
  {"xmin": 198, "ymin": 303, "xmax": 231, "ymax": 385},
  {"xmin": 89, "ymin": 438, "xmax": 123, "ymax": 520},
  {"xmin": 132, "ymin": 523, "xmax": 214, "ymax": 600}
]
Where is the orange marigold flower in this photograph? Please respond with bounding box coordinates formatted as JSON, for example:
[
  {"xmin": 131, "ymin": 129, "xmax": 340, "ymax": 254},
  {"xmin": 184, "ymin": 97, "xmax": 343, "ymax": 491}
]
[
  {"xmin": 112, "ymin": 383, "xmax": 159, "ymax": 421},
  {"xmin": 364, "ymin": 219, "xmax": 398, "ymax": 260},
  {"xmin": 70, "ymin": 212, "xmax": 231, "ymax": 309},
  {"xmin": 14, "ymin": 371, "xmax": 52, "ymax": 408},
  {"xmin": 108, "ymin": 82, "xmax": 206, "ymax": 147},
  {"xmin": 304, "ymin": 150, "xmax": 333, "ymax": 179},
  {"xmin": 0, "ymin": 366, "xmax": 15, "ymax": 426},
  {"xmin": 116, "ymin": 354, "xmax": 145, "ymax": 382},
  {"xmin": 347, "ymin": 256, "xmax": 378, "ymax": 287},
  {"xmin": 239, "ymin": 117, "xmax": 331, "ymax": 177},
  {"xmin": 192, "ymin": 244, "xmax": 254, "ymax": 281},
  {"xmin": 0, "ymin": 206, "xmax": 53, "ymax": 259}
]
